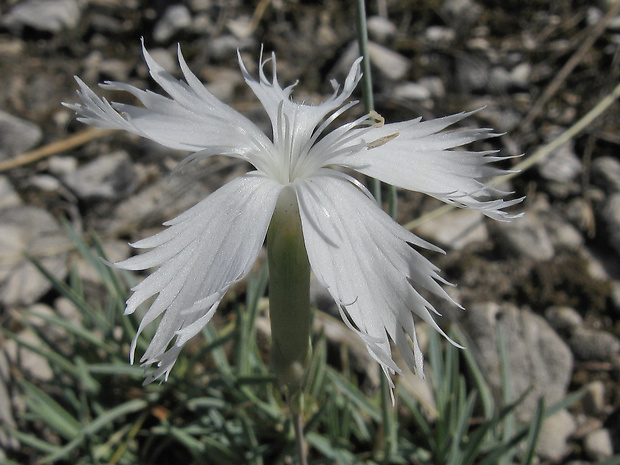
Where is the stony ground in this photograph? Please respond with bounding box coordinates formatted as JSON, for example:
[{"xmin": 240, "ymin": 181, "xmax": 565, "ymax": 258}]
[{"xmin": 0, "ymin": 0, "xmax": 619, "ymax": 463}]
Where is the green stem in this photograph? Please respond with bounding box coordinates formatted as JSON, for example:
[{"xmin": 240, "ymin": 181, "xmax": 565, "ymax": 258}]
[{"xmin": 355, "ymin": 0, "xmax": 381, "ymax": 204}]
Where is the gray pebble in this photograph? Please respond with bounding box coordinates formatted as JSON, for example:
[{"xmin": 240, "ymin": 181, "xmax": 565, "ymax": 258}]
[
  {"xmin": 62, "ymin": 151, "xmax": 137, "ymax": 202},
  {"xmin": 0, "ymin": 110, "xmax": 42, "ymax": 161},
  {"xmin": 1, "ymin": 0, "xmax": 81, "ymax": 34},
  {"xmin": 569, "ymin": 327, "xmax": 620, "ymax": 362},
  {"xmin": 154, "ymin": 4, "xmax": 192, "ymax": 43}
]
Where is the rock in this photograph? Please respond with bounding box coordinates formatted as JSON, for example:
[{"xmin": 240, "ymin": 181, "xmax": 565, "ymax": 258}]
[
  {"xmin": 463, "ymin": 303, "xmax": 573, "ymax": 423},
  {"xmin": 153, "ymin": 4, "xmax": 192, "ymax": 43},
  {"xmin": 1, "ymin": 0, "xmax": 81, "ymax": 34},
  {"xmin": 0, "ymin": 110, "xmax": 42, "ymax": 161},
  {"xmin": 544, "ymin": 306, "xmax": 583, "ymax": 334},
  {"xmin": 537, "ymin": 133, "xmax": 582, "ymax": 184},
  {"xmin": 545, "ymin": 213, "xmax": 584, "ymax": 251},
  {"xmin": 441, "ymin": 0, "xmax": 483, "ymax": 32},
  {"xmin": 492, "ymin": 212, "xmax": 555, "ymax": 260},
  {"xmin": 487, "ymin": 66, "xmax": 513, "ymax": 94},
  {"xmin": 416, "ymin": 209, "xmax": 488, "ymax": 250},
  {"xmin": 336, "ymin": 41, "xmax": 410, "ymax": 83},
  {"xmin": 367, "ymin": 42, "xmax": 410, "ymax": 81},
  {"xmin": 536, "ymin": 409, "xmax": 577, "ymax": 462},
  {"xmin": 583, "ymin": 381, "xmax": 606, "ymax": 417},
  {"xmin": 418, "ymin": 76, "xmax": 445, "ymax": 98},
  {"xmin": 425, "ymin": 26, "xmax": 456, "ymax": 45},
  {"xmin": 391, "ymin": 82, "xmax": 431, "ymax": 101},
  {"xmin": 592, "ymin": 156, "xmax": 620, "ymax": 194},
  {"xmin": 367, "ymin": 16, "xmax": 397, "ymax": 44},
  {"xmin": 601, "ymin": 193, "xmax": 620, "ymax": 257},
  {"xmin": 62, "ymin": 151, "xmax": 138, "ymax": 202},
  {"xmin": 0, "ymin": 206, "xmax": 71, "ymax": 306},
  {"xmin": 510, "ymin": 63, "xmax": 531, "ymax": 89},
  {"xmin": 0, "ymin": 176, "xmax": 22, "ymax": 209},
  {"xmin": 584, "ymin": 428, "xmax": 614, "ymax": 460},
  {"xmin": 569, "ymin": 328, "xmax": 620, "ymax": 362},
  {"xmin": 3, "ymin": 329, "xmax": 53, "ymax": 381}
]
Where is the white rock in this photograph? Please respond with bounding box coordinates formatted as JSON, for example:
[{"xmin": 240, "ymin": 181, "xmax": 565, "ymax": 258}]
[
  {"xmin": 367, "ymin": 16, "xmax": 397, "ymax": 43},
  {"xmin": 153, "ymin": 4, "xmax": 192, "ymax": 43},
  {"xmin": 493, "ymin": 212, "xmax": 555, "ymax": 260},
  {"xmin": 62, "ymin": 151, "xmax": 137, "ymax": 202},
  {"xmin": 544, "ymin": 306, "xmax": 583, "ymax": 333},
  {"xmin": 0, "ymin": 110, "xmax": 42, "ymax": 161},
  {"xmin": 0, "ymin": 206, "xmax": 71, "ymax": 306},
  {"xmin": 583, "ymin": 380, "xmax": 606, "ymax": 417},
  {"xmin": 584, "ymin": 429, "xmax": 614, "ymax": 460},
  {"xmin": 537, "ymin": 409, "xmax": 577, "ymax": 461},
  {"xmin": 0, "ymin": 176, "xmax": 22, "ymax": 209},
  {"xmin": 392, "ymin": 82, "xmax": 431, "ymax": 101},
  {"xmin": 416, "ymin": 209, "xmax": 488, "ymax": 250},
  {"xmin": 3, "ymin": 329, "xmax": 53, "ymax": 381},
  {"xmin": 2, "ymin": 0, "xmax": 81, "ymax": 33}
]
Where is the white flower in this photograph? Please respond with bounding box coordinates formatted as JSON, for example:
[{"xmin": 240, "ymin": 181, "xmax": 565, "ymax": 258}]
[{"xmin": 65, "ymin": 41, "xmax": 522, "ymax": 386}]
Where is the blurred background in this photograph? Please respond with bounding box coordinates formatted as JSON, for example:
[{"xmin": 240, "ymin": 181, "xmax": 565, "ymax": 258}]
[{"xmin": 0, "ymin": 1, "xmax": 619, "ymax": 464}]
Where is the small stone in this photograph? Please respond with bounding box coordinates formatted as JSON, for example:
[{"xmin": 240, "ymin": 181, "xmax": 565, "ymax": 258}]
[
  {"xmin": 536, "ymin": 409, "xmax": 577, "ymax": 462},
  {"xmin": 546, "ymin": 213, "xmax": 584, "ymax": 251},
  {"xmin": 569, "ymin": 328, "xmax": 620, "ymax": 362},
  {"xmin": 538, "ymin": 134, "xmax": 582, "ymax": 184},
  {"xmin": 418, "ymin": 76, "xmax": 445, "ymax": 98},
  {"xmin": 510, "ymin": 63, "xmax": 531, "ymax": 89},
  {"xmin": 583, "ymin": 381, "xmax": 606, "ymax": 417},
  {"xmin": 416, "ymin": 209, "xmax": 488, "ymax": 250},
  {"xmin": 368, "ymin": 42, "xmax": 410, "ymax": 81},
  {"xmin": 62, "ymin": 151, "xmax": 137, "ymax": 202},
  {"xmin": 584, "ymin": 429, "xmax": 614, "ymax": 460},
  {"xmin": 392, "ymin": 82, "xmax": 431, "ymax": 101},
  {"xmin": 227, "ymin": 15, "xmax": 253, "ymax": 39},
  {"xmin": 592, "ymin": 156, "xmax": 620, "ymax": 194},
  {"xmin": 0, "ymin": 206, "xmax": 71, "ymax": 306},
  {"xmin": 3, "ymin": 329, "xmax": 53, "ymax": 381},
  {"xmin": 0, "ymin": 110, "xmax": 42, "ymax": 161},
  {"xmin": 47, "ymin": 156, "xmax": 77, "ymax": 177},
  {"xmin": 0, "ymin": 176, "xmax": 22, "ymax": 209},
  {"xmin": 545, "ymin": 306, "xmax": 583, "ymax": 334},
  {"xmin": 1, "ymin": 0, "xmax": 81, "ymax": 34},
  {"xmin": 493, "ymin": 213, "xmax": 555, "ymax": 261},
  {"xmin": 487, "ymin": 66, "xmax": 513, "ymax": 94},
  {"xmin": 425, "ymin": 26, "xmax": 456, "ymax": 45},
  {"xmin": 367, "ymin": 16, "xmax": 397, "ymax": 43},
  {"xmin": 153, "ymin": 4, "xmax": 192, "ymax": 43},
  {"xmin": 441, "ymin": 0, "xmax": 483, "ymax": 31},
  {"xmin": 455, "ymin": 53, "xmax": 489, "ymax": 93}
]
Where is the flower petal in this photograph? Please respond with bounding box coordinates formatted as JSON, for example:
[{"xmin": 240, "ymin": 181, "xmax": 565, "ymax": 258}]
[
  {"xmin": 114, "ymin": 172, "xmax": 282, "ymax": 383},
  {"xmin": 334, "ymin": 111, "xmax": 523, "ymax": 220},
  {"xmin": 295, "ymin": 170, "xmax": 460, "ymax": 385},
  {"xmin": 63, "ymin": 42, "xmax": 275, "ymax": 173}
]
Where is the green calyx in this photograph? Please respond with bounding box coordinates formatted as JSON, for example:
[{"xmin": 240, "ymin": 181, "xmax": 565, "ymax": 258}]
[{"xmin": 267, "ymin": 186, "xmax": 312, "ymax": 393}]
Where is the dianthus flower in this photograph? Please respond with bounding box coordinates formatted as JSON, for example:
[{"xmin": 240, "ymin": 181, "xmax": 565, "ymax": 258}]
[{"xmin": 65, "ymin": 42, "xmax": 521, "ymax": 388}]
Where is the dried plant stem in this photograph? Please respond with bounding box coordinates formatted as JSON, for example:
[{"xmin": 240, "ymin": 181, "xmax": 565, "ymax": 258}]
[{"xmin": 0, "ymin": 127, "xmax": 113, "ymax": 173}]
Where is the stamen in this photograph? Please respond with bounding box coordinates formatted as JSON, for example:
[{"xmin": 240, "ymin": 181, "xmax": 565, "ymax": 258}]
[{"xmin": 367, "ymin": 132, "xmax": 400, "ymax": 149}]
